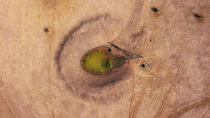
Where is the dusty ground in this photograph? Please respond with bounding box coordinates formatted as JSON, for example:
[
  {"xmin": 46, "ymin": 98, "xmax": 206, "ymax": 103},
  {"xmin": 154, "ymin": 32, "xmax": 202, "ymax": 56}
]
[{"xmin": 0, "ymin": 0, "xmax": 210, "ymax": 118}]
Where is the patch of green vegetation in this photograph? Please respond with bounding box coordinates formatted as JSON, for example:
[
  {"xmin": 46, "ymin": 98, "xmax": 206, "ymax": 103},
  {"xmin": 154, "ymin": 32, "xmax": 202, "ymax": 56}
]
[{"xmin": 82, "ymin": 50, "xmax": 113, "ymax": 74}]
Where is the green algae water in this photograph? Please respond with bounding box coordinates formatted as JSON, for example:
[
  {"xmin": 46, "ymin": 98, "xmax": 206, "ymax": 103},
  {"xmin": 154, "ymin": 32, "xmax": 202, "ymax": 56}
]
[
  {"xmin": 81, "ymin": 48, "xmax": 113, "ymax": 74},
  {"xmin": 81, "ymin": 46, "xmax": 127, "ymax": 75}
]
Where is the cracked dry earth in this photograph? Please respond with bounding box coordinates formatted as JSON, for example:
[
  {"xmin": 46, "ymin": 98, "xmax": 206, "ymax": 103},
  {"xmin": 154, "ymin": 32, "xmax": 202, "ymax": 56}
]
[{"xmin": 0, "ymin": 0, "xmax": 210, "ymax": 118}]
